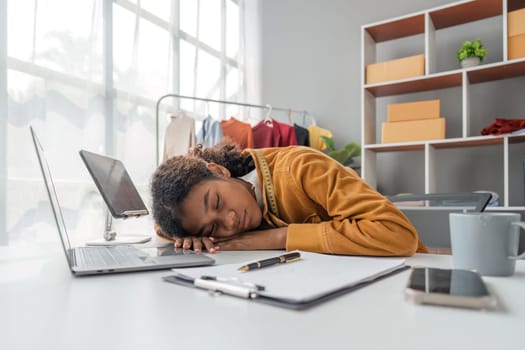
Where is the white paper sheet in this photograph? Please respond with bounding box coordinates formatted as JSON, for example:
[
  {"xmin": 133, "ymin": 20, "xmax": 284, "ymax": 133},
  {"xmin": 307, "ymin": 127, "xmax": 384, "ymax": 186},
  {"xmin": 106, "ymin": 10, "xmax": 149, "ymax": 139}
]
[{"xmin": 173, "ymin": 251, "xmax": 405, "ymax": 301}]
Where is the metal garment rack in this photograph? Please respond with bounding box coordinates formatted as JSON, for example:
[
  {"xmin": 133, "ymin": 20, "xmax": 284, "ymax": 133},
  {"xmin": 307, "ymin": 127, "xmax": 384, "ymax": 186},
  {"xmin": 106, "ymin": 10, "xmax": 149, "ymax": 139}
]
[{"xmin": 155, "ymin": 93, "xmax": 310, "ymax": 165}]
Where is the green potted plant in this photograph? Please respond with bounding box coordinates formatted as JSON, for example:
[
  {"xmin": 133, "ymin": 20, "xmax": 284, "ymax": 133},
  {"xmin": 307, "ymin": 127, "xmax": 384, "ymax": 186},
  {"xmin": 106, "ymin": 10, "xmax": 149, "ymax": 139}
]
[
  {"xmin": 320, "ymin": 136, "xmax": 361, "ymax": 168},
  {"xmin": 456, "ymin": 38, "xmax": 488, "ymax": 68}
]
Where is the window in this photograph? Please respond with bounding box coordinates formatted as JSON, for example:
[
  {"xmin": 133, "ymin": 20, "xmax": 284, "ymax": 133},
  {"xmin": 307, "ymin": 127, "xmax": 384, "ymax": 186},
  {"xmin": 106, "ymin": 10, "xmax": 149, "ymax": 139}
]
[{"xmin": 0, "ymin": 0, "xmax": 256, "ymax": 246}]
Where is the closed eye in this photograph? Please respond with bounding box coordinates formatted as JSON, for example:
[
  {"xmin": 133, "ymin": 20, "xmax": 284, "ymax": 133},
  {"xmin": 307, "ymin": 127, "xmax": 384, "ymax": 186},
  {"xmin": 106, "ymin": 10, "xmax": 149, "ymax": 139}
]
[{"xmin": 215, "ymin": 193, "xmax": 220, "ymax": 210}]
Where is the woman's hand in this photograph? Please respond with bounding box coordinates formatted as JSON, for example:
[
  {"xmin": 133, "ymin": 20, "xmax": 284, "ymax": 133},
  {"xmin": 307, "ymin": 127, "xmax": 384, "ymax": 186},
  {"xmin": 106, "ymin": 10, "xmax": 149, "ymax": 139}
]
[
  {"xmin": 154, "ymin": 223, "xmax": 219, "ymax": 253},
  {"xmin": 210, "ymin": 227, "xmax": 287, "ymax": 251},
  {"xmin": 174, "ymin": 236, "xmax": 219, "ymax": 253}
]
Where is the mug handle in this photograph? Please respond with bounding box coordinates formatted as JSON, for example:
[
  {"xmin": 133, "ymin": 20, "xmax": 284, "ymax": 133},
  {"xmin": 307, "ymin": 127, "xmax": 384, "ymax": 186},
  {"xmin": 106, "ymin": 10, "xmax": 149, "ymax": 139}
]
[{"xmin": 509, "ymin": 222, "xmax": 525, "ymax": 260}]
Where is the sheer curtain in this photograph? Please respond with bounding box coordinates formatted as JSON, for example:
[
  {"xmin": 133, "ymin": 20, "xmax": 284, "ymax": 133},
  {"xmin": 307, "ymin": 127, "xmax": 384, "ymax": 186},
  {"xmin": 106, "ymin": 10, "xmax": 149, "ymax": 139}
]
[{"xmin": 0, "ymin": 0, "xmax": 261, "ymax": 247}]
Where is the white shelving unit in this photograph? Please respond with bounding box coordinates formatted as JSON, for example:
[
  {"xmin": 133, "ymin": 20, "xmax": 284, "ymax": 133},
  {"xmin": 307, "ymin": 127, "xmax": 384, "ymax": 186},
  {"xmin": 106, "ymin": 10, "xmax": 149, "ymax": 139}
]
[{"xmin": 361, "ymin": 0, "xmax": 525, "ymax": 210}]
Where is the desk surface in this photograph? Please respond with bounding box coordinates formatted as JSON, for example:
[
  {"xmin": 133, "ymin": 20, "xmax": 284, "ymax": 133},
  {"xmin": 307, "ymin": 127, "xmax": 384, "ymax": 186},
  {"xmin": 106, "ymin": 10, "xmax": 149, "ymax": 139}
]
[{"xmin": 1, "ymin": 243, "xmax": 524, "ymax": 350}]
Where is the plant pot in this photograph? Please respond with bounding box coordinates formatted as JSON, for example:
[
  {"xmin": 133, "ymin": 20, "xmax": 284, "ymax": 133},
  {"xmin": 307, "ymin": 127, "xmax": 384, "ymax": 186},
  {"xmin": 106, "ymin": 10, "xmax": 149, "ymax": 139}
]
[{"xmin": 461, "ymin": 56, "xmax": 481, "ymax": 68}]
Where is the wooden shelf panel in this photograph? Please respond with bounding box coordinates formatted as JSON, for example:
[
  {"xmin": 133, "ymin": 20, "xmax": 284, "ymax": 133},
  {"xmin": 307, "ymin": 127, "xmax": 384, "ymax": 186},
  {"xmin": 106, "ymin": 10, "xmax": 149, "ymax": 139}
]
[
  {"xmin": 364, "ymin": 14, "xmax": 424, "ymax": 43},
  {"xmin": 509, "ymin": 0, "xmax": 525, "ymax": 12},
  {"xmin": 508, "ymin": 134, "xmax": 525, "ymax": 144},
  {"xmin": 364, "ymin": 135, "xmax": 525, "ymax": 153},
  {"xmin": 364, "ymin": 143, "xmax": 425, "ymax": 153},
  {"xmin": 430, "ymin": 136, "xmax": 504, "ymax": 148},
  {"xmin": 429, "ymin": 0, "xmax": 502, "ymax": 30},
  {"xmin": 365, "ymin": 72, "xmax": 462, "ymax": 97},
  {"xmin": 468, "ymin": 59, "xmax": 525, "ymax": 84}
]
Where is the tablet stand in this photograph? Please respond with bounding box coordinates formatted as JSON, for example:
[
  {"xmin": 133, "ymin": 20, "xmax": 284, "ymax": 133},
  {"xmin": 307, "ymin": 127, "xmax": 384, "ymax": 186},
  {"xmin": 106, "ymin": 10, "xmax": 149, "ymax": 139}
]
[{"xmin": 85, "ymin": 209, "xmax": 152, "ymax": 246}]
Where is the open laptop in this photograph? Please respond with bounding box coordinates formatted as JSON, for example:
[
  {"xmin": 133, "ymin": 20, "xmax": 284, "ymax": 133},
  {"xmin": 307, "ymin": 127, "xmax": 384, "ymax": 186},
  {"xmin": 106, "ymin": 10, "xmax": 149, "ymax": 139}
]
[{"xmin": 30, "ymin": 126, "xmax": 215, "ymax": 275}]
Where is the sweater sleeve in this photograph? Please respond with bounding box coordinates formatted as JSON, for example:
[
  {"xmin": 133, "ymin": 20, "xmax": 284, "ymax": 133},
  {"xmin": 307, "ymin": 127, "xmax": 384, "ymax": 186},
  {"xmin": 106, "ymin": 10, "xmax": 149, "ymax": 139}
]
[{"xmin": 280, "ymin": 150, "xmax": 423, "ymax": 256}]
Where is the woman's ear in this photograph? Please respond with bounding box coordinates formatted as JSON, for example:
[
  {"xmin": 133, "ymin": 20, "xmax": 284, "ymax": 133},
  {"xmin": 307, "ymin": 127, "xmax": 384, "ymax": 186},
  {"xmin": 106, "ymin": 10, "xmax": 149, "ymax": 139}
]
[{"xmin": 207, "ymin": 162, "xmax": 231, "ymax": 178}]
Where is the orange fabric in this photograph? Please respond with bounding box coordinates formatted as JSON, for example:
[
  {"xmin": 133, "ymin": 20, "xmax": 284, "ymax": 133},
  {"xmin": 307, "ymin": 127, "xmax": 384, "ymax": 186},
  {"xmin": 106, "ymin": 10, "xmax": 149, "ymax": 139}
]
[
  {"xmin": 221, "ymin": 117, "xmax": 254, "ymax": 149},
  {"xmin": 243, "ymin": 146, "xmax": 427, "ymax": 256}
]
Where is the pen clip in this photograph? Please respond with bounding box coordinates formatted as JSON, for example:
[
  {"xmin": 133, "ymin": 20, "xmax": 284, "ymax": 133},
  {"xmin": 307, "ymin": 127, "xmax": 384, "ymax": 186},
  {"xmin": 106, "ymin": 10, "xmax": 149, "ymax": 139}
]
[
  {"xmin": 194, "ymin": 277, "xmax": 260, "ymax": 299},
  {"xmin": 201, "ymin": 275, "xmax": 265, "ymax": 291},
  {"xmin": 285, "ymin": 256, "xmax": 301, "ymax": 263},
  {"xmin": 170, "ymin": 274, "xmax": 261, "ymax": 299}
]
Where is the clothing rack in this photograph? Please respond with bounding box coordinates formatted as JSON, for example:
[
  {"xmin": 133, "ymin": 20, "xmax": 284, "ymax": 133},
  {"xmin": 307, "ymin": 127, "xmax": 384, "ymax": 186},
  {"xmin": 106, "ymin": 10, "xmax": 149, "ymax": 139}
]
[{"xmin": 155, "ymin": 93, "xmax": 311, "ymax": 165}]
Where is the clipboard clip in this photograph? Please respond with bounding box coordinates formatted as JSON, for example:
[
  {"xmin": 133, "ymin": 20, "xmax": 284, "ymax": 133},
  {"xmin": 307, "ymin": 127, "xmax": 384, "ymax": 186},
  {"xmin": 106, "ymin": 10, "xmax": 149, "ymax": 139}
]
[{"xmin": 174, "ymin": 273, "xmax": 264, "ymax": 299}]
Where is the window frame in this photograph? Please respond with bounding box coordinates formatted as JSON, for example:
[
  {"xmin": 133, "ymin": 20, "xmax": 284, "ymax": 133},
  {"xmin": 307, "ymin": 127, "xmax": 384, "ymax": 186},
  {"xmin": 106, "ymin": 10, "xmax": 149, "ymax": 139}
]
[{"xmin": 1, "ymin": 0, "xmax": 245, "ymax": 245}]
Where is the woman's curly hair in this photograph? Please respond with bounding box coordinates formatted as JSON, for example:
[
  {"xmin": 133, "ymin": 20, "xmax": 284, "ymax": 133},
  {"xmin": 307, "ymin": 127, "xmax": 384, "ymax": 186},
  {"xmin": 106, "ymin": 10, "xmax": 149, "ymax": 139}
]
[{"xmin": 151, "ymin": 141, "xmax": 255, "ymax": 239}]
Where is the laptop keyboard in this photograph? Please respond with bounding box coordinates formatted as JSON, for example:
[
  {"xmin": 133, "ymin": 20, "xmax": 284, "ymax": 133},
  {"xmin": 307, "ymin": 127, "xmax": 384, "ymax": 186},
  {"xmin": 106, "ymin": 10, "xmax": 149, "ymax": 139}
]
[{"xmin": 75, "ymin": 246, "xmax": 145, "ymax": 268}]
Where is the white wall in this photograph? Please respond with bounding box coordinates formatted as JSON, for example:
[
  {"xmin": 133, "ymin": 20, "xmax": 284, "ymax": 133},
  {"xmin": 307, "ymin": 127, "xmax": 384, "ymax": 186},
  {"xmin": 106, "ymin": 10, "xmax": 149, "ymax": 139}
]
[
  {"xmin": 259, "ymin": 0, "xmax": 455, "ymax": 149},
  {"xmin": 259, "ymin": 0, "xmax": 525, "ymax": 250}
]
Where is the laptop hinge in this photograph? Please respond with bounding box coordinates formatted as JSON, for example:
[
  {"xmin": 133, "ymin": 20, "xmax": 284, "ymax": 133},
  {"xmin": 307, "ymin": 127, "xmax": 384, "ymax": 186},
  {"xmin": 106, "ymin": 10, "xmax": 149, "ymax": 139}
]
[{"xmin": 68, "ymin": 248, "xmax": 77, "ymax": 267}]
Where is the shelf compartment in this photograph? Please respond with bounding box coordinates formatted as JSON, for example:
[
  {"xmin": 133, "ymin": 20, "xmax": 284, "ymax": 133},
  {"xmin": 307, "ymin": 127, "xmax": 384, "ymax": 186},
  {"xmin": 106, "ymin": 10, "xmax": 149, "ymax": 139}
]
[
  {"xmin": 364, "ymin": 14, "xmax": 425, "ymax": 43},
  {"xmin": 365, "ymin": 72, "xmax": 462, "ymax": 97},
  {"xmin": 364, "ymin": 135, "xmax": 525, "ymax": 152},
  {"xmin": 364, "ymin": 143, "xmax": 425, "ymax": 152},
  {"xmin": 365, "ymin": 59, "xmax": 525, "ymax": 98},
  {"xmin": 467, "ymin": 58, "xmax": 525, "ymax": 83},
  {"xmin": 429, "ymin": 0, "xmax": 502, "ymax": 30},
  {"xmin": 430, "ymin": 135, "xmax": 505, "ymax": 148},
  {"xmin": 375, "ymin": 150, "xmax": 426, "ymax": 195}
]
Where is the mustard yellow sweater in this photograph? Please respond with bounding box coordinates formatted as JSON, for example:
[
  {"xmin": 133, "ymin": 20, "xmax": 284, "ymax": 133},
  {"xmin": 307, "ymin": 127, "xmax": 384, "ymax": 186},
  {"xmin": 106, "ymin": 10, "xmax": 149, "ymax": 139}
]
[{"xmin": 243, "ymin": 146, "xmax": 427, "ymax": 256}]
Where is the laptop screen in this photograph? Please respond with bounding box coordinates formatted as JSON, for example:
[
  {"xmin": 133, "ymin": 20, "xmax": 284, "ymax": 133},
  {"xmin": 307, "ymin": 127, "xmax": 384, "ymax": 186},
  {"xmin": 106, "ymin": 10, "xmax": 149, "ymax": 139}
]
[
  {"xmin": 79, "ymin": 150, "xmax": 148, "ymax": 219},
  {"xmin": 387, "ymin": 192, "xmax": 491, "ymax": 212},
  {"xmin": 30, "ymin": 126, "xmax": 73, "ymax": 260}
]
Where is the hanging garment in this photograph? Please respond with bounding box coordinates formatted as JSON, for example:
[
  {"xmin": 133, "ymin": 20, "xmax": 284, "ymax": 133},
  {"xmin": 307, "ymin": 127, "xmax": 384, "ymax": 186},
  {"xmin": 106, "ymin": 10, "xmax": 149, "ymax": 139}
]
[
  {"xmin": 481, "ymin": 118, "xmax": 525, "ymax": 135},
  {"xmin": 163, "ymin": 114, "xmax": 196, "ymax": 161},
  {"xmin": 197, "ymin": 115, "xmax": 223, "ymax": 147},
  {"xmin": 252, "ymin": 120, "xmax": 281, "ymax": 148},
  {"xmin": 308, "ymin": 125, "xmax": 333, "ymax": 151},
  {"xmin": 221, "ymin": 117, "xmax": 254, "ymax": 149},
  {"xmin": 274, "ymin": 119, "xmax": 298, "ymax": 146},
  {"xmin": 294, "ymin": 123, "xmax": 310, "ymax": 146}
]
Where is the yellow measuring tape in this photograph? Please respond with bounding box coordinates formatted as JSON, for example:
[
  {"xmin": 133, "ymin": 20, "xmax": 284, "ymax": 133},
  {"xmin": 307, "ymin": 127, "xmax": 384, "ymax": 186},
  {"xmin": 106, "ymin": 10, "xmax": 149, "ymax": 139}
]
[{"xmin": 252, "ymin": 149, "xmax": 280, "ymax": 217}]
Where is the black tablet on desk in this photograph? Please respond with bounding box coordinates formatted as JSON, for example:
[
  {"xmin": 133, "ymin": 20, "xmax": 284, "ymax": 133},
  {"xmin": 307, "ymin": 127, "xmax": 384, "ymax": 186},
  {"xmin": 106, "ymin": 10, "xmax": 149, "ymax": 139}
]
[{"xmin": 79, "ymin": 150, "xmax": 149, "ymax": 218}]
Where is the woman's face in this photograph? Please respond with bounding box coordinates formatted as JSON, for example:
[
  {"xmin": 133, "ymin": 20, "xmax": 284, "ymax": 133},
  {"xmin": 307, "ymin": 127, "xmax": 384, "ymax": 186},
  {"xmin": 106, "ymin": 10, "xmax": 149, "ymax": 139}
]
[{"xmin": 178, "ymin": 174, "xmax": 263, "ymax": 239}]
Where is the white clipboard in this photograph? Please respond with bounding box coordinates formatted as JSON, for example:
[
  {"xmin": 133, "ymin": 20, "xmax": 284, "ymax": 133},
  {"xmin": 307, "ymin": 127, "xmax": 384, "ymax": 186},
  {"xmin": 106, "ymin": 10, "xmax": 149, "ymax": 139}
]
[{"xmin": 163, "ymin": 251, "xmax": 407, "ymax": 310}]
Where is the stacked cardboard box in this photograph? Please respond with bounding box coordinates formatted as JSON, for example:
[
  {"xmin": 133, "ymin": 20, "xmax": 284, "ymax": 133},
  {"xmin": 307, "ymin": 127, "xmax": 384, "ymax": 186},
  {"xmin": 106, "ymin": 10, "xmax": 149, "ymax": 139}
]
[
  {"xmin": 381, "ymin": 99, "xmax": 445, "ymax": 143},
  {"xmin": 366, "ymin": 54, "xmax": 425, "ymax": 85},
  {"xmin": 508, "ymin": 8, "xmax": 525, "ymax": 60}
]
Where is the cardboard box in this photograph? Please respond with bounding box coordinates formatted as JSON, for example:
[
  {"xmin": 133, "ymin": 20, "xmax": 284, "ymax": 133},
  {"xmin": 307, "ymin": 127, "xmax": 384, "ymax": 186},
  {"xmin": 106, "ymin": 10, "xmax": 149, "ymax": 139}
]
[
  {"xmin": 508, "ymin": 33, "xmax": 525, "ymax": 60},
  {"xmin": 381, "ymin": 118, "xmax": 446, "ymax": 144},
  {"xmin": 387, "ymin": 99, "xmax": 440, "ymax": 122},
  {"xmin": 366, "ymin": 54, "xmax": 425, "ymax": 84},
  {"xmin": 508, "ymin": 8, "xmax": 525, "ymax": 37}
]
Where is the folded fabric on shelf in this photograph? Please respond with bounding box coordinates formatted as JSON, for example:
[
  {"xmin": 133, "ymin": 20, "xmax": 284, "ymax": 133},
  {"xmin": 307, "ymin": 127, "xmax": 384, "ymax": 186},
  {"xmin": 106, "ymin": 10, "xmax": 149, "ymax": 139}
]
[{"xmin": 481, "ymin": 118, "xmax": 525, "ymax": 135}]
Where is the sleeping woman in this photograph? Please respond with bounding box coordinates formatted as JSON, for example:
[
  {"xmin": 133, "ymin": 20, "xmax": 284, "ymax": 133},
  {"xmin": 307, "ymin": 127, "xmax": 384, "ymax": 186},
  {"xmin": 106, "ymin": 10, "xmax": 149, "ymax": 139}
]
[{"xmin": 151, "ymin": 143, "xmax": 427, "ymax": 256}]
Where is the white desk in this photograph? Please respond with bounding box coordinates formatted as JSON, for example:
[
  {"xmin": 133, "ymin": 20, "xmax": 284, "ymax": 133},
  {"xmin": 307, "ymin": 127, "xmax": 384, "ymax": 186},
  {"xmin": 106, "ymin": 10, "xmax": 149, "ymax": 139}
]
[{"xmin": 1, "ymin": 244, "xmax": 524, "ymax": 350}]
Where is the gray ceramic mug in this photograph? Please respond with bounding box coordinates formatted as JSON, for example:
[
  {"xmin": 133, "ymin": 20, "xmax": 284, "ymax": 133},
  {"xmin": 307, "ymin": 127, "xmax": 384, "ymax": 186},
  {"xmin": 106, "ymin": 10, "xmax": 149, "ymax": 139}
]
[{"xmin": 449, "ymin": 212, "xmax": 525, "ymax": 276}]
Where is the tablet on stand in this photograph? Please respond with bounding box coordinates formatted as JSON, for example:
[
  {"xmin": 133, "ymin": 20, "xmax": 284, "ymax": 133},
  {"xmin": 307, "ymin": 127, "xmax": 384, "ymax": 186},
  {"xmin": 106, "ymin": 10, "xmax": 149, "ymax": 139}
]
[{"xmin": 79, "ymin": 150, "xmax": 152, "ymax": 246}]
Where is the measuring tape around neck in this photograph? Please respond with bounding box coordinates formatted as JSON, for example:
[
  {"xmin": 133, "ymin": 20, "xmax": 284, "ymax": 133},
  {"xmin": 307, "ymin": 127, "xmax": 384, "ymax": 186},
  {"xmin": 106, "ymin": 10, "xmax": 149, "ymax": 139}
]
[{"xmin": 252, "ymin": 149, "xmax": 280, "ymax": 218}]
